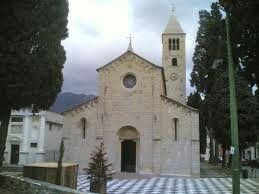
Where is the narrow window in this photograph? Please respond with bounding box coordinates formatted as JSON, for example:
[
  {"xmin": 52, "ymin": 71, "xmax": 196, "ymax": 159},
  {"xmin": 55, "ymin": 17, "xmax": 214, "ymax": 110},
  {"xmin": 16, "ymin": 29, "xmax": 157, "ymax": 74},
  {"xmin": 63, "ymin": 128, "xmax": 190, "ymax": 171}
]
[
  {"xmin": 80, "ymin": 118, "xmax": 87, "ymax": 139},
  {"xmin": 173, "ymin": 118, "xmax": 178, "ymax": 141},
  {"xmin": 176, "ymin": 38, "xmax": 180, "ymax": 50},
  {"xmin": 172, "ymin": 39, "xmax": 176, "ymax": 50},
  {"xmin": 30, "ymin": 143, "xmax": 38, "ymax": 148},
  {"xmin": 11, "ymin": 116, "xmax": 23, "ymax": 123},
  {"xmin": 168, "ymin": 38, "xmax": 172, "ymax": 50},
  {"xmin": 172, "ymin": 58, "xmax": 177, "ymax": 66}
]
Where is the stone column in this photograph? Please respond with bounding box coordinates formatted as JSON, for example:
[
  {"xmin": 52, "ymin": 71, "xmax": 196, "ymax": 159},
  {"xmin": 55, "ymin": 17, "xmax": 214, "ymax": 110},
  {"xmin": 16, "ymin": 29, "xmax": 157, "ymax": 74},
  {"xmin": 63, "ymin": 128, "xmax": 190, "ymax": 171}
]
[{"xmin": 36, "ymin": 114, "xmax": 46, "ymax": 162}]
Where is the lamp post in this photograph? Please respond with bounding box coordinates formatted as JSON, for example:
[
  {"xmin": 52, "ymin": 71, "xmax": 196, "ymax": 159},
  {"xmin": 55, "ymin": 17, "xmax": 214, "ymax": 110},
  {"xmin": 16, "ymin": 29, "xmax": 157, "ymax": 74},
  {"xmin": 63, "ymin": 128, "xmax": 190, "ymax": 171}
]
[{"xmin": 224, "ymin": 3, "xmax": 240, "ymax": 194}]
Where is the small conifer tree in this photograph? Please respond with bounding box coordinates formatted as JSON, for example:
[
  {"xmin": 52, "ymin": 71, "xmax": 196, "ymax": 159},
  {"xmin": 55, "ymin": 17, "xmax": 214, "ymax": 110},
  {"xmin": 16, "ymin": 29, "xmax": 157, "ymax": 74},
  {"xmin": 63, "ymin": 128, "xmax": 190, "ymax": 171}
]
[
  {"xmin": 85, "ymin": 142, "xmax": 113, "ymax": 193},
  {"xmin": 56, "ymin": 138, "xmax": 65, "ymax": 185}
]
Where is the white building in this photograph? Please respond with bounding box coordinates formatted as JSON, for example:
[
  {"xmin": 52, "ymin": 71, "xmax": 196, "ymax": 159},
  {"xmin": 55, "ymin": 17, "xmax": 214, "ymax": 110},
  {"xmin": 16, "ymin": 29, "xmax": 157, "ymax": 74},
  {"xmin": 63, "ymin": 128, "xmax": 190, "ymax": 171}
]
[
  {"xmin": 242, "ymin": 144, "xmax": 259, "ymax": 160},
  {"xmin": 4, "ymin": 108, "xmax": 63, "ymax": 165}
]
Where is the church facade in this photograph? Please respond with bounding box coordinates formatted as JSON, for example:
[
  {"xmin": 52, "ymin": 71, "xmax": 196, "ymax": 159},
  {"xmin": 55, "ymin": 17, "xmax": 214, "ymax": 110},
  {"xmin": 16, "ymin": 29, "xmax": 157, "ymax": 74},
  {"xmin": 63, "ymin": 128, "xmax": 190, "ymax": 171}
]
[{"xmin": 63, "ymin": 14, "xmax": 200, "ymax": 177}]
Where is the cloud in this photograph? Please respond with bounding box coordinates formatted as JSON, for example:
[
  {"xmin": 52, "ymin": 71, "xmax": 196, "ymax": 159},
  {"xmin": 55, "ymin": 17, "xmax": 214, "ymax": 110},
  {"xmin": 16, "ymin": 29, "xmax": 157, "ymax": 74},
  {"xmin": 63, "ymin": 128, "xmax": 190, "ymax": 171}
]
[
  {"xmin": 62, "ymin": 65, "xmax": 97, "ymax": 95},
  {"xmin": 62, "ymin": 0, "xmax": 215, "ymax": 95},
  {"xmin": 129, "ymin": 0, "xmax": 169, "ymax": 32}
]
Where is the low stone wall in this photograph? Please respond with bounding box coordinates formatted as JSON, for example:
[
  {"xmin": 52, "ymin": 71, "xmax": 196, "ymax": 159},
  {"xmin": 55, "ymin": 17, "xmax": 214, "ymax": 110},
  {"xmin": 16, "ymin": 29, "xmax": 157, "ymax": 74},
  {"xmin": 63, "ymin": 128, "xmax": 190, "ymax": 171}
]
[
  {"xmin": 23, "ymin": 163, "xmax": 78, "ymax": 189},
  {"xmin": 0, "ymin": 174, "xmax": 92, "ymax": 194},
  {"xmin": 1, "ymin": 164, "xmax": 23, "ymax": 172}
]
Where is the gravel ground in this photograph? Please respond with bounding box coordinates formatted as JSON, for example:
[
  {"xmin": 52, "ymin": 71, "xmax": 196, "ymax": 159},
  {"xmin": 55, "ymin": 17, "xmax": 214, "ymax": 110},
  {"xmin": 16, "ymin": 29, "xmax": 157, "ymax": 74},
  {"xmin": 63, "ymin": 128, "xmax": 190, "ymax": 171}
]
[{"xmin": 0, "ymin": 188, "xmax": 15, "ymax": 194}]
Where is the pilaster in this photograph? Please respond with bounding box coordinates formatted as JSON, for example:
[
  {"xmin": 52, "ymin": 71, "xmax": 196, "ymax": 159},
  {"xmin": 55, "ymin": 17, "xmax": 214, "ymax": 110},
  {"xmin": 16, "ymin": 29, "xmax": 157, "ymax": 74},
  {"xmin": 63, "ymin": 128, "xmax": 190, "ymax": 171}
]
[
  {"xmin": 22, "ymin": 114, "xmax": 30, "ymax": 152},
  {"xmin": 38, "ymin": 114, "xmax": 46, "ymax": 152}
]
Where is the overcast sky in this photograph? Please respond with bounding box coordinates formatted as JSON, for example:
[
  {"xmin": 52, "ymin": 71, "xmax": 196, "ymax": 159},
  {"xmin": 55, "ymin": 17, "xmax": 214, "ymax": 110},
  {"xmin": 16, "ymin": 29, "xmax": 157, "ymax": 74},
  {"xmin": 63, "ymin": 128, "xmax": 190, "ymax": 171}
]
[{"xmin": 61, "ymin": 0, "xmax": 215, "ymax": 95}]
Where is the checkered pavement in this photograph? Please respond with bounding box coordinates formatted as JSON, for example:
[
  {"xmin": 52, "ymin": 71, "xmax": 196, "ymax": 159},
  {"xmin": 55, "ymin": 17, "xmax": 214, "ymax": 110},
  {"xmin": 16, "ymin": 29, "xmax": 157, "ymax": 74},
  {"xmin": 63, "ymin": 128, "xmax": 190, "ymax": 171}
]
[{"xmin": 77, "ymin": 175, "xmax": 259, "ymax": 194}]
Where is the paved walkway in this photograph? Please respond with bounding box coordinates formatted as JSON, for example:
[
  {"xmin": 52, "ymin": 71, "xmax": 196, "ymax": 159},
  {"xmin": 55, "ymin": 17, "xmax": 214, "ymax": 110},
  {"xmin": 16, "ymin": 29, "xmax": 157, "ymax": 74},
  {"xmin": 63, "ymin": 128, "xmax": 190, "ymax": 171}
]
[
  {"xmin": 77, "ymin": 175, "xmax": 259, "ymax": 194},
  {"xmin": 200, "ymin": 162, "xmax": 231, "ymax": 178},
  {"xmin": 77, "ymin": 163, "xmax": 259, "ymax": 193},
  {"xmin": 242, "ymin": 166, "xmax": 259, "ymax": 179}
]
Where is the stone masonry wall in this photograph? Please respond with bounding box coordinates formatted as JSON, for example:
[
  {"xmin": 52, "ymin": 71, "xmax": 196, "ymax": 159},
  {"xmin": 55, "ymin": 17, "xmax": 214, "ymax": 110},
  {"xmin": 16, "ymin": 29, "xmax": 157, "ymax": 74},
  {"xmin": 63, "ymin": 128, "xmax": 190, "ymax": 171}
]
[
  {"xmin": 62, "ymin": 51, "xmax": 200, "ymax": 177},
  {"xmin": 0, "ymin": 174, "xmax": 90, "ymax": 194},
  {"xmin": 162, "ymin": 34, "xmax": 186, "ymax": 104}
]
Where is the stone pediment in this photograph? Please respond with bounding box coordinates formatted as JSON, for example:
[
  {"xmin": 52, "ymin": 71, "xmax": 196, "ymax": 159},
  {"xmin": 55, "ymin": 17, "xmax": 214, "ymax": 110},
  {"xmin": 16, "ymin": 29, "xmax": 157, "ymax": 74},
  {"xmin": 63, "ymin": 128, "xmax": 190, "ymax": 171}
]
[
  {"xmin": 96, "ymin": 50, "xmax": 163, "ymax": 72},
  {"xmin": 161, "ymin": 95, "xmax": 199, "ymax": 112}
]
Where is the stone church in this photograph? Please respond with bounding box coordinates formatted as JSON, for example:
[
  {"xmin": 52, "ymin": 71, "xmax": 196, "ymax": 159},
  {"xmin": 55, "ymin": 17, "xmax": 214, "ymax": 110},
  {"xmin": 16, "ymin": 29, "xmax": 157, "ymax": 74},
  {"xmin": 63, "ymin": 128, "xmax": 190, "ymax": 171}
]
[{"xmin": 63, "ymin": 14, "xmax": 200, "ymax": 177}]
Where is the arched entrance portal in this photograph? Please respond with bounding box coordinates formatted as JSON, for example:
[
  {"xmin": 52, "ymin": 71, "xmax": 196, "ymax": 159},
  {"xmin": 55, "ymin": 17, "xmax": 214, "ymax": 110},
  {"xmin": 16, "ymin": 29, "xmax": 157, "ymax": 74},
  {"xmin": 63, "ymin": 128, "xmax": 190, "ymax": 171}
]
[
  {"xmin": 121, "ymin": 140, "xmax": 136, "ymax": 172},
  {"xmin": 117, "ymin": 126, "xmax": 139, "ymax": 173}
]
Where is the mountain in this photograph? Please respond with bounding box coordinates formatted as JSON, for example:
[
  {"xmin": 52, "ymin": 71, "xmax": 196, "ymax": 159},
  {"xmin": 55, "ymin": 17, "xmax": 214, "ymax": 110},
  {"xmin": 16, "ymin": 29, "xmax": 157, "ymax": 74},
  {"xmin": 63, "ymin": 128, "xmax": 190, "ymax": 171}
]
[{"xmin": 50, "ymin": 92, "xmax": 95, "ymax": 113}]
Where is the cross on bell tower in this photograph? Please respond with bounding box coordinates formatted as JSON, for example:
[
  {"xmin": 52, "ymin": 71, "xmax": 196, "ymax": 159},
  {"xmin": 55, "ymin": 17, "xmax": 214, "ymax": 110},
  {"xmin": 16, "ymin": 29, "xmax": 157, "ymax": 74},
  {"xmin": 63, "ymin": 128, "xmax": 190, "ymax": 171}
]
[{"xmin": 170, "ymin": 3, "xmax": 175, "ymax": 14}]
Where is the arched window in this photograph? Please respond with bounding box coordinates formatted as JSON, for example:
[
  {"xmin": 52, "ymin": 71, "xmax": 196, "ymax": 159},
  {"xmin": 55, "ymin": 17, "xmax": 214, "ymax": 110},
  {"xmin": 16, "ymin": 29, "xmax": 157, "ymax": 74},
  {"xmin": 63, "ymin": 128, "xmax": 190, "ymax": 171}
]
[
  {"xmin": 80, "ymin": 118, "xmax": 87, "ymax": 139},
  {"xmin": 169, "ymin": 38, "xmax": 180, "ymax": 51},
  {"xmin": 168, "ymin": 38, "xmax": 172, "ymax": 50},
  {"xmin": 176, "ymin": 38, "xmax": 180, "ymax": 50},
  {"xmin": 172, "ymin": 39, "xmax": 176, "ymax": 50},
  {"xmin": 172, "ymin": 118, "xmax": 178, "ymax": 141},
  {"xmin": 172, "ymin": 58, "xmax": 177, "ymax": 66}
]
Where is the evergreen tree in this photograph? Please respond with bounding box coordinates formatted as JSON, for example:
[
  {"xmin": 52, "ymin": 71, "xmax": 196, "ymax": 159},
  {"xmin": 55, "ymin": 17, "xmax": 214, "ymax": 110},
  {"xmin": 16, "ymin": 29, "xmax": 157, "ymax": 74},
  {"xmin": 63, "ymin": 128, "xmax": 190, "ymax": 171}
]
[
  {"xmin": 187, "ymin": 92, "xmax": 207, "ymax": 154},
  {"xmin": 191, "ymin": 3, "xmax": 227, "ymax": 95},
  {"xmin": 208, "ymin": 69, "xmax": 256, "ymax": 165},
  {"xmin": 208, "ymin": 69, "xmax": 230, "ymax": 166},
  {"xmin": 0, "ymin": 0, "xmax": 68, "ymax": 165},
  {"xmin": 191, "ymin": 3, "xmax": 228, "ymax": 163},
  {"xmin": 254, "ymin": 89, "xmax": 259, "ymax": 145},
  {"xmin": 56, "ymin": 138, "xmax": 65, "ymax": 185},
  {"xmin": 85, "ymin": 142, "xmax": 113, "ymax": 193},
  {"xmin": 219, "ymin": 0, "xmax": 259, "ymax": 86},
  {"xmin": 191, "ymin": 2, "xmax": 258, "ymax": 166}
]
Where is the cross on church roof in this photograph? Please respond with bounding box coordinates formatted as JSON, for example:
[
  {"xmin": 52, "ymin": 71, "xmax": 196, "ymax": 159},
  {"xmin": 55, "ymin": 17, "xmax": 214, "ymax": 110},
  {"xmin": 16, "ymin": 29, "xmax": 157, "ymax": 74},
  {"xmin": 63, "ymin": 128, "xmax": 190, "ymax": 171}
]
[
  {"xmin": 127, "ymin": 34, "xmax": 134, "ymax": 44},
  {"xmin": 127, "ymin": 34, "xmax": 134, "ymax": 52}
]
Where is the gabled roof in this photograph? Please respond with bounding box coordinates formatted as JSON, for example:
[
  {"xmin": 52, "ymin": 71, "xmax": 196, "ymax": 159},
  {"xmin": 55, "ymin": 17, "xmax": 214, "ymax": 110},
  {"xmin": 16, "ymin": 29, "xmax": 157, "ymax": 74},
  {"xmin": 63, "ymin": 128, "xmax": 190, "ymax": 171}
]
[
  {"xmin": 96, "ymin": 50, "xmax": 167, "ymax": 95},
  {"xmin": 96, "ymin": 50, "xmax": 163, "ymax": 72},
  {"xmin": 62, "ymin": 96, "xmax": 98, "ymax": 114},
  {"xmin": 161, "ymin": 95, "xmax": 199, "ymax": 112},
  {"xmin": 163, "ymin": 14, "xmax": 185, "ymax": 34}
]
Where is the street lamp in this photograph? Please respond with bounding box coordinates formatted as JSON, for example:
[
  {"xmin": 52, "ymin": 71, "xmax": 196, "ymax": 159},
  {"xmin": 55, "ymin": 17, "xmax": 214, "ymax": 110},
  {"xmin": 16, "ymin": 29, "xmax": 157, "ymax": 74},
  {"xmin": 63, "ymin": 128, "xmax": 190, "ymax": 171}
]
[{"xmin": 221, "ymin": 1, "xmax": 240, "ymax": 193}]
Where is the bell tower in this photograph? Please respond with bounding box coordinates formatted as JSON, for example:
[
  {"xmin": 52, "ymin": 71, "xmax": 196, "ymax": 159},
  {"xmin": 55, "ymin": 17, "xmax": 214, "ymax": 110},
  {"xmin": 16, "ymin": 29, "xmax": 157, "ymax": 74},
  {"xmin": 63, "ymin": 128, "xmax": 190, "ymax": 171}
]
[{"xmin": 162, "ymin": 12, "xmax": 186, "ymax": 104}]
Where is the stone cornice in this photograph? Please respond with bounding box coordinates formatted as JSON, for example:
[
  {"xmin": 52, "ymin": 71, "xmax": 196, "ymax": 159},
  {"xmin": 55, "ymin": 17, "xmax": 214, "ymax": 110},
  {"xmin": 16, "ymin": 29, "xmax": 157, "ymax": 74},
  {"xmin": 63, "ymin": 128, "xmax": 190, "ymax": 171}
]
[
  {"xmin": 96, "ymin": 50, "xmax": 163, "ymax": 72},
  {"xmin": 161, "ymin": 95, "xmax": 199, "ymax": 112}
]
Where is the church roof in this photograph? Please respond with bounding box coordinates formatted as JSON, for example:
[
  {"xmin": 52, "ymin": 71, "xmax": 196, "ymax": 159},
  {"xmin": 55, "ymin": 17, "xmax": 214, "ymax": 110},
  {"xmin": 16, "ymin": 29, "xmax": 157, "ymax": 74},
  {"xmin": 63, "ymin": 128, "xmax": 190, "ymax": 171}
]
[
  {"xmin": 96, "ymin": 50, "xmax": 167, "ymax": 96},
  {"xmin": 163, "ymin": 14, "xmax": 184, "ymax": 34},
  {"xmin": 161, "ymin": 95, "xmax": 199, "ymax": 112},
  {"xmin": 96, "ymin": 50, "xmax": 163, "ymax": 72},
  {"xmin": 62, "ymin": 96, "xmax": 98, "ymax": 114}
]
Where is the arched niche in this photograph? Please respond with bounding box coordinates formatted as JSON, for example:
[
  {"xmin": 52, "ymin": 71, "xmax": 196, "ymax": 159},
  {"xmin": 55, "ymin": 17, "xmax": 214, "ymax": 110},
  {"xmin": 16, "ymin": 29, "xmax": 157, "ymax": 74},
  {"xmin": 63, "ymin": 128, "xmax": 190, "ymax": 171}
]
[{"xmin": 116, "ymin": 126, "xmax": 139, "ymax": 140}]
